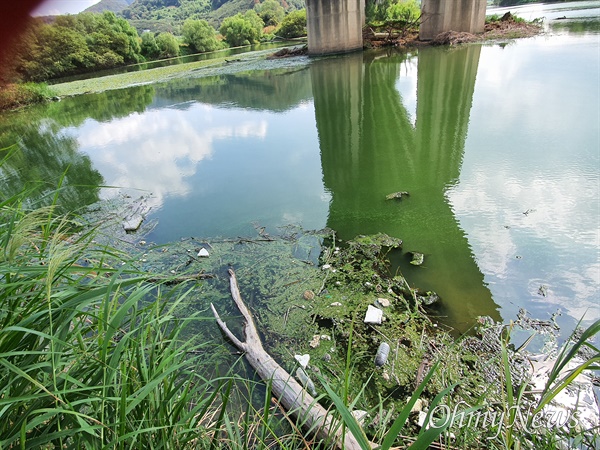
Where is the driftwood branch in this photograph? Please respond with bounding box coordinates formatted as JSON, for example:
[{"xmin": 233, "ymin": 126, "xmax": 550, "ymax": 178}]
[{"xmin": 211, "ymin": 269, "xmax": 370, "ymax": 450}]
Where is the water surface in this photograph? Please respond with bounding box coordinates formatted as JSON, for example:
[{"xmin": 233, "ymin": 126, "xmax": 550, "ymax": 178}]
[{"xmin": 1, "ymin": 2, "xmax": 598, "ymax": 338}]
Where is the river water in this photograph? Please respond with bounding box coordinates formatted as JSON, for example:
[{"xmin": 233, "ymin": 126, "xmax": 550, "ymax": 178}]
[{"xmin": 0, "ymin": 2, "xmax": 598, "ymax": 339}]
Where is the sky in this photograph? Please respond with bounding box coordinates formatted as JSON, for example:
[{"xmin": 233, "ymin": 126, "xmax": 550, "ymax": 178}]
[{"xmin": 32, "ymin": 0, "xmax": 101, "ymax": 16}]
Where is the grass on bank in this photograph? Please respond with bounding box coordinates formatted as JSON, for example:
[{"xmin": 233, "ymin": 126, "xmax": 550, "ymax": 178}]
[
  {"xmin": 486, "ymin": 13, "xmax": 527, "ymax": 25},
  {"xmin": 0, "ymin": 200, "xmax": 218, "ymax": 448},
  {"xmin": 0, "ymin": 43, "xmax": 304, "ymax": 109},
  {"xmin": 0, "ymin": 83, "xmax": 57, "ymax": 111}
]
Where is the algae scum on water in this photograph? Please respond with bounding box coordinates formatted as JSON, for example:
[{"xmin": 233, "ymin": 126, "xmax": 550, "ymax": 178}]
[
  {"xmin": 72, "ymin": 195, "xmax": 599, "ymax": 445},
  {"xmin": 84, "ymin": 197, "xmax": 519, "ymax": 429}
]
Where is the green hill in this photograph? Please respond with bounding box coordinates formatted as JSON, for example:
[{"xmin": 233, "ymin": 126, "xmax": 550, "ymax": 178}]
[
  {"xmin": 119, "ymin": 0, "xmax": 304, "ymax": 33},
  {"xmin": 81, "ymin": 0, "xmax": 305, "ymax": 35},
  {"xmin": 85, "ymin": 0, "xmax": 135, "ymax": 14}
]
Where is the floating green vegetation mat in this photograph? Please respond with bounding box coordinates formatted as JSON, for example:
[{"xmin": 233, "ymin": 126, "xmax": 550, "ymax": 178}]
[
  {"xmin": 101, "ymin": 217, "xmax": 519, "ymax": 437},
  {"xmin": 51, "ymin": 48, "xmax": 310, "ymax": 97},
  {"xmin": 2, "ymin": 151, "xmax": 597, "ymax": 447},
  {"xmin": 71, "ymin": 197, "xmax": 599, "ymax": 447}
]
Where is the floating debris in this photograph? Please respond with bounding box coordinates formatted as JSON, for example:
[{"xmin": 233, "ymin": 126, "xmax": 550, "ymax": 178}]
[
  {"xmin": 410, "ymin": 398, "xmax": 427, "ymax": 414},
  {"xmin": 296, "ymin": 367, "xmax": 317, "ymax": 396},
  {"xmin": 197, "ymin": 248, "xmax": 210, "ymax": 257},
  {"xmin": 517, "ymin": 308, "xmax": 560, "ymax": 334},
  {"xmin": 268, "ymin": 45, "xmax": 308, "ymax": 59},
  {"xmin": 410, "ymin": 252, "xmax": 424, "ymax": 266},
  {"xmin": 351, "ymin": 233, "xmax": 403, "ymax": 260},
  {"xmin": 376, "ymin": 297, "xmax": 391, "ymax": 308},
  {"xmin": 123, "ymin": 215, "xmax": 144, "ymax": 232},
  {"xmin": 385, "ymin": 191, "xmax": 410, "ymax": 201},
  {"xmin": 309, "ymin": 335, "xmax": 321, "ymax": 348},
  {"xmin": 121, "ymin": 195, "xmax": 152, "ymax": 233},
  {"xmin": 364, "ymin": 305, "xmax": 383, "ymax": 325},
  {"xmin": 294, "ymin": 354, "xmax": 310, "ymax": 369},
  {"xmin": 303, "ymin": 290, "xmax": 315, "ymax": 301},
  {"xmin": 416, "ymin": 411, "xmax": 428, "ymax": 427},
  {"xmin": 431, "ymin": 31, "xmax": 478, "ymax": 46},
  {"xmin": 417, "ymin": 291, "xmax": 440, "ymax": 306},
  {"xmin": 374, "ymin": 342, "xmax": 390, "ymax": 367}
]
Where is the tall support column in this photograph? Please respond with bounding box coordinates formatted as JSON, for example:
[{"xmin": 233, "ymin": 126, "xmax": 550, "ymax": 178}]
[
  {"xmin": 419, "ymin": 0, "xmax": 487, "ymax": 41},
  {"xmin": 306, "ymin": 0, "xmax": 364, "ymax": 55}
]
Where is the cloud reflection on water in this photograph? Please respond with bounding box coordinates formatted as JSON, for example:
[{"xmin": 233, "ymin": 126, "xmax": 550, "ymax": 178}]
[
  {"xmin": 76, "ymin": 104, "xmax": 268, "ymax": 210},
  {"xmin": 447, "ymin": 33, "xmax": 599, "ymax": 330}
]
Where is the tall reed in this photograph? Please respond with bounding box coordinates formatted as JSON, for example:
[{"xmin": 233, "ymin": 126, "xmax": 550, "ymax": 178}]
[{"xmin": 0, "ymin": 199, "xmax": 217, "ymax": 449}]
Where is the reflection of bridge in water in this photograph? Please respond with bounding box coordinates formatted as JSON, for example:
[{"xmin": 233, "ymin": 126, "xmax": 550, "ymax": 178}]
[
  {"xmin": 74, "ymin": 45, "xmax": 501, "ymax": 332},
  {"xmin": 310, "ymin": 46, "xmax": 501, "ymax": 332}
]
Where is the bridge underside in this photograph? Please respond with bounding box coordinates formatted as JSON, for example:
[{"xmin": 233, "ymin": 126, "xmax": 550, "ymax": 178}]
[
  {"xmin": 306, "ymin": 0, "xmax": 365, "ymax": 55},
  {"xmin": 420, "ymin": 0, "xmax": 488, "ymax": 41},
  {"xmin": 305, "ymin": 0, "xmax": 487, "ymax": 55}
]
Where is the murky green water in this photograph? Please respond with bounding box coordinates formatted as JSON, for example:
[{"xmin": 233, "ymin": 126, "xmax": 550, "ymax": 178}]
[{"xmin": 1, "ymin": 3, "xmax": 598, "ymax": 338}]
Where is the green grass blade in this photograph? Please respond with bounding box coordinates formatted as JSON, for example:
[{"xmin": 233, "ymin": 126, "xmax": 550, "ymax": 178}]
[
  {"xmin": 318, "ymin": 376, "xmax": 372, "ymax": 450},
  {"xmin": 210, "ymin": 378, "xmax": 233, "ymax": 450},
  {"xmin": 547, "ymin": 318, "xmax": 600, "ymax": 385},
  {"xmin": 535, "ymin": 319, "xmax": 600, "ymax": 414},
  {"xmin": 380, "ymin": 360, "xmax": 440, "ymax": 450},
  {"xmin": 418, "ymin": 383, "xmax": 458, "ymax": 437}
]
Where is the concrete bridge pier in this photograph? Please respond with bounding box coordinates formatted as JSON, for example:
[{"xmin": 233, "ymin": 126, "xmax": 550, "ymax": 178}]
[
  {"xmin": 419, "ymin": 0, "xmax": 487, "ymax": 41},
  {"xmin": 306, "ymin": 0, "xmax": 365, "ymax": 55}
]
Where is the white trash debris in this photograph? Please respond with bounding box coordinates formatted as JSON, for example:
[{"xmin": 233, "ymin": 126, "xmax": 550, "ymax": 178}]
[{"xmin": 364, "ymin": 305, "xmax": 383, "ymax": 325}]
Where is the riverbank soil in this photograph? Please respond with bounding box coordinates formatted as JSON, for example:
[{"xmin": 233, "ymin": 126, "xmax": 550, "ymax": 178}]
[{"xmin": 364, "ymin": 12, "xmax": 542, "ymax": 48}]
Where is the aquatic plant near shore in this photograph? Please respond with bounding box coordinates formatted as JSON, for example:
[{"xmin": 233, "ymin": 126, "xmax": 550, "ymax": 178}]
[{"xmin": 0, "ymin": 82, "xmax": 57, "ymax": 111}]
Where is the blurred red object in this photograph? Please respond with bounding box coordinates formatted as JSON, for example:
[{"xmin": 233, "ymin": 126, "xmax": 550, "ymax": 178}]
[{"xmin": 1, "ymin": 1, "xmax": 45, "ymax": 59}]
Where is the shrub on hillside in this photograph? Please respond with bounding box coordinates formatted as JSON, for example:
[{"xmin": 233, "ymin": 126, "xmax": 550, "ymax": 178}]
[
  {"xmin": 140, "ymin": 31, "xmax": 160, "ymax": 58},
  {"xmin": 219, "ymin": 10, "xmax": 264, "ymax": 47},
  {"xmin": 182, "ymin": 18, "xmax": 221, "ymax": 53},
  {"xmin": 386, "ymin": 0, "xmax": 420, "ymax": 24},
  {"xmin": 255, "ymin": 0, "xmax": 285, "ymax": 26},
  {"xmin": 156, "ymin": 32, "xmax": 180, "ymax": 58},
  {"xmin": 276, "ymin": 9, "xmax": 306, "ymax": 38}
]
